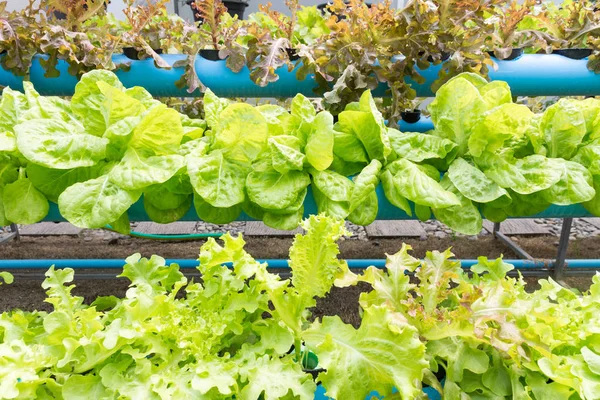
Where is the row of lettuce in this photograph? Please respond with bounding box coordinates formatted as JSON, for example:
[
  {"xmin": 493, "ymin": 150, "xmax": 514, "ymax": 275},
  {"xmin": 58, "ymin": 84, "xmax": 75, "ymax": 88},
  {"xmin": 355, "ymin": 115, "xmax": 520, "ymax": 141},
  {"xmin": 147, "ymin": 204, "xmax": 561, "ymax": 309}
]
[
  {"xmin": 1, "ymin": 70, "xmax": 600, "ymax": 234},
  {"xmin": 0, "ymin": 215, "xmax": 599, "ymax": 399},
  {"xmin": 3, "ymin": 0, "xmax": 600, "ymax": 119}
]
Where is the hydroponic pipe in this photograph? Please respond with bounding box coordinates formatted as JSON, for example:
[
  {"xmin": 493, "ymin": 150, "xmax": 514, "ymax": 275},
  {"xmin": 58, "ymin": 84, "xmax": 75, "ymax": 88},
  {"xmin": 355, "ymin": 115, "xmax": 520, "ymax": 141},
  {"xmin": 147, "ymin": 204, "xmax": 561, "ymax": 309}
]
[
  {"xmin": 42, "ymin": 189, "xmax": 594, "ymax": 223},
  {"xmin": 2, "ymin": 54, "xmax": 600, "ymax": 98},
  {"xmin": 398, "ymin": 117, "xmax": 434, "ymax": 132},
  {"xmin": 0, "ymin": 258, "xmax": 583, "ymax": 270}
]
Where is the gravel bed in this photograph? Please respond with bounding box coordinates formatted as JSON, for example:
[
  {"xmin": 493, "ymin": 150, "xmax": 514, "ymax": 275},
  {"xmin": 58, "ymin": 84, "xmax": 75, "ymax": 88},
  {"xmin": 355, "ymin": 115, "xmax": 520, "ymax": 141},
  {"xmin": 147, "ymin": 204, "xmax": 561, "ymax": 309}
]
[
  {"xmin": 6, "ymin": 217, "xmax": 600, "ymax": 243},
  {"xmin": 194, "ymin": 221, "xmax": 245, "ymax": 235}
]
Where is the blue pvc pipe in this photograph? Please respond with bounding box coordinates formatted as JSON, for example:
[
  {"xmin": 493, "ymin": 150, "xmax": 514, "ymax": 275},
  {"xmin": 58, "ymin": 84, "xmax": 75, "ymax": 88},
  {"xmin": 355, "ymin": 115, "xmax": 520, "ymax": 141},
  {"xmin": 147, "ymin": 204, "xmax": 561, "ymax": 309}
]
[
  {"xmin": 0, "ymin": 258, "xmax": 584, "ymax": 270},
  {"xmin": 398, "ymin": 117, "xmax": 434, "ymax": 132},
  {"xmin": 3, "ymin": 54, "xmax": 600, "ymax": 98}
]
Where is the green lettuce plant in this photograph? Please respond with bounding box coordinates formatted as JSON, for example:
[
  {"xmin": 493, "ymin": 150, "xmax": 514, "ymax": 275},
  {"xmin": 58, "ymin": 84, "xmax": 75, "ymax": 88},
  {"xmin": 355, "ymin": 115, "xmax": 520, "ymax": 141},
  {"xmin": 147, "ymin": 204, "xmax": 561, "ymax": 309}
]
[
  {"xmin": 0, "ymin": 69, "xmax": 205, "ymax": 232},
  {"xmin": 0, "ymin": 215, "xmax": 428, "ymax": 399},
  {"xmin": 339, "ymin": 244, "xmax": 600, "ymax": 398},
  {"xmin": 1, "ymin": 70, "xmax": 600, "ymax": 234}
]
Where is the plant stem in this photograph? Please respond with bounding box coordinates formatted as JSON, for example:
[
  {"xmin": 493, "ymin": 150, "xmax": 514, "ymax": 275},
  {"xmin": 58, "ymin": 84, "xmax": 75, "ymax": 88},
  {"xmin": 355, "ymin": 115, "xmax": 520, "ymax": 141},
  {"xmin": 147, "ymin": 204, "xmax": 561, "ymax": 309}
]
[{"xmin": 294, "ymin": 337, "xmax": 301, "ymax": 363}]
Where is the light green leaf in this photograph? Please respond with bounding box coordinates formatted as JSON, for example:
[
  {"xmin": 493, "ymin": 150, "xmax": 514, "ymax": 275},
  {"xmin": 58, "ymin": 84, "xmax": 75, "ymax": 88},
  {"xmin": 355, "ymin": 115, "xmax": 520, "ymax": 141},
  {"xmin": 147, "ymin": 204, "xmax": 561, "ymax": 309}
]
[
  {"xmin": 471, "ymin": 256, "xmax": 514, "ymax": 280},
  {"xmin": 291, "ymin": 93, "xmax": 316, "ymax": 122},
  {"xmin": 448, "ymin": 157, "xmax": 510, "ymax": 204},
  {"xmin": 71, "ymin": 70, "xmax": 124, "ymax": 136},
  {"xmin": 0, "ymin": 159, "xmax": 18, "ymax": 187},
  {"xmin": 109, "ymin": 148, "xmax": 184, "ymax": 191},
  {"xmin": 502, "ymin": 190, "xmax": 551, "ymax": 217},
  {"xmin": 358, "ymin": 90, "xmax": 386, "ymax": 128},
  {"xmin": 187, "ymin": 151, "xmax": 247, "ymax": 208},
  {"xmin": 0, "ymin": 271, "xmax": 13, "ymax": 285},
  {"xmin": 256, "ymin": 104, "xmax": 288, "ymax": 136},
  {"xmin": 388, "ymin": 129, "xmax": 457, "ymax": 162},
  {"xmin": 28, "ymin": 163, "xmax": 105, "ymax": 203},
  {"xmin": 304, "ymin": 306, "xmax": 426, "ymax": 400},
  {"xmin": 3, "ymin": 177, "xmax": 49, "ymax": 224},
  {"xmin": 62, "ymin": 374, "xmax": 110, "ymax": 400},
  {"xmin": 385, "ymin": 159, "xmax": 460, "ymax": 208},
  {"xmin": 246, "ymin": 168, "xmax": 310, "ymax": 210},
  {"xmin": 129, "ymin": 105, "xmax": 184, "ymax": 154},
  {"xmin": 214, "ymin": 103, "xmax": 269, "ymax": 163},
  {"xmin": 585, "ymin": 175, "xmax": 600, "ymax": 216},
  {"xmin": 482, "ymin": 365, "xmax": 512, "ymax": 397},
  {"xmin": 269, "ymin": 135, "xmax": 305, "ymax": 174},
  {"xmin": 445, "ymin": 72, "xmax": 488, "ymax": 89},
  {"xmin": 582, "ymin": 347, "xmax": 600, "ymax": 375},
  {"xmin": 429, "ymin": 76, "xmax": 487, "ymax": 155},
  {"xmin": 240, "ymin": 355, "xmax": 316, "ymax": 400},
  {"xmin": 193, "ymin": 193, "xmax": 242, "ymax": 224},
  {"xmin": 263, "ymin": 207, "xmax": 304, "ymax": 230},
  {"xmin": 21, "ymin": 81, "xmax": 75, "ymax": 123},
  {"xmin": 355, "ymin": 243, "xmax": 418, "ymax": 310},
  {"xmin": 540, "ymin": 99, "xmax": 587, "ymax": 159},
  {"xmin": 103, "ymin": 116, "xmax": 141, "ymax": 158},
  {"xmin": 348, "ymin": 190, "xmax": 378, "ymax": 225},
  {"xmin": 263, "ymin": 187, "xmax": 306, "ymax": 215},
  {"xmin": 527, "ymin": 372, "xmax": 576, "ymax": 400},
  {"xmin": 97, "ymin": 81, "xmax": 146, "ymax": 128},
  {"xmin": 311, "ymin": 169, "xmax": 353, "ymax": 202},
  {"xmin": 0, "ymin": 132, "xmax": 16, "ymax": 152},
  {"xmin": 415, "ymin": 249, "xmax": 462, "ymax": 314},
  {"xmin": 144, "ymin": 195, "xmax": 192, "ymax": 224},
  {"xmin": 468, "ymin": 103, "xmax": 535, "ymax": 158},
  {"xmin": 483, "ymin": 154, "xmax": 563, "ymax": 195},
  {"xmin": 349, "ymin": 159, "xmax": 381, "ymax": 212},
  {"xmin": 479, "ymin": 80, "xmax": 512, "ymax": 109},
  {"xmin": 290, "ymin": 215, "xmax": 349, "ymax": 301},
  {"xmin": 428, "ymin": 339, "xmax": 489, "ymax": 382},
  {"xmin": 572, "ymin": 144, "xmax": 600, "ymax": 176},
  {"xmin": 380, "ymin": 169, "xmax": 412, "ymax": 216},
  {"xmin": 333, "ymin": 128, "xmax": 369, "ymax": 163},
  {"xmin": 433, "ymin": 176, "xmax": 482, "ymax": 235},
  {"xmin": 144, "ymin": 185, "xmax": 190, "ymax": 211},
  {"xmin": 305, "ymin": 111, "xmax": 334, "ymax": 171},
  {"xmin": 203, "ymin": 88, "xmax": 231, "ymax": 129},
  {"xmin": 181, "ymin": 115, "xmax": 206, "ymax": 141},
  {"xmin": 312, "ymin": 185, "xmax": 350, "ymax": 220},
  {"xmin": 15, "ymin": 119, "xmax": 108, "ymax": 169},
  {"xmin": 125, "ymin": 86, "xmax": 160, "ymax": 109},
  {"xmin": 0, "ymin": 87, "xmax": 26, "ymax": 132},
  {"xmin": 110, "ymin": 212, "xmax": 130, "ymax": 235},
  {"xmin": 191, "ymin": 360, "xmax": 236, "ymax": 395},
  {"xmin": 0, "ymin": 187, "xmax": 8, "ymax": 226},
  {"xmin": 541, "ymin": 159, "xmax": 595, "ymax": 205},
  {"xmin": 119, "ymin": 253, "xmax": 185, "ymax": 293},
  {"xmin": 337, "ymin": 110, "xmax": 388, "ymax": 162},
  {"xmin": 58, "ymin": 175, "xmax": 141, "ymax": 228}
]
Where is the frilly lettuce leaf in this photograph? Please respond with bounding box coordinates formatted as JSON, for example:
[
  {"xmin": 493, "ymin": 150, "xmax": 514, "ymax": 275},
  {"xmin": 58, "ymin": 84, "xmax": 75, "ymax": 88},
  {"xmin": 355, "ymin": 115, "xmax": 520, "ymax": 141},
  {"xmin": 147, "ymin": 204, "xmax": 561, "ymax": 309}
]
[{"xmin": 304, "ymin": 306, "xmax": 427, "ymax": 400}]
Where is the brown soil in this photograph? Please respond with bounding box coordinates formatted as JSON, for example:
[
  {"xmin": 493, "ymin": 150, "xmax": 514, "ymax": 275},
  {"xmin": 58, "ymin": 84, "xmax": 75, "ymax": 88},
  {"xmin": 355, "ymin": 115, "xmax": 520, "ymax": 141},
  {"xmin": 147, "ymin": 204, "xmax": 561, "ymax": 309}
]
[
  {"xmin": 5, "ymin": 234, "xmax": 600, "ymax": 260},
  {"xmin": 1, "ymin": 235, "xmax": 599, "ymax": 318}
]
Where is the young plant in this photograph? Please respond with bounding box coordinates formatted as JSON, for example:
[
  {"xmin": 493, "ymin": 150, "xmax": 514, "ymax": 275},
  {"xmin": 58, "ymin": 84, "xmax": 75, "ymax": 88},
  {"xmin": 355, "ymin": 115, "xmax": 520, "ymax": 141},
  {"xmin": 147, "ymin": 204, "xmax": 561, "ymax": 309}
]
[
  {"xmin": 486, "ymin": 0, "xmax": 540, "ymax": 59},
  {"xmin": 0, "ymin": 216, "xmax": 429, "ymax": 399},
  {"xmin": 193, "ymin": 0, "xmax": 228, "ymax": 51},
  {"xmin": 341, "ymin": 244, "xmax": 600, "ymax": 398},
  {"xmin": 520, "ymin": 0, "xmax": 600, "ymax": 50},
  {"xmin": 44, "ymin": 0, "xmax": 108, "ymax": 30},
  {"xmin": 0, "ymin": 0, "xmax": 42, "ymax": 76},
  {"xmin": 121, "ymin": 0, "xmax": 173, "ymax": 68}
]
